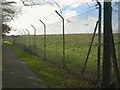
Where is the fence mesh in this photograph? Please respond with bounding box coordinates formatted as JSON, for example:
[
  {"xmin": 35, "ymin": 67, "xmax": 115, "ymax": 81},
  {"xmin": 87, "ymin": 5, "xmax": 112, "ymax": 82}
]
[{"xmin": 4, "ymin": 1, "xmax": 120, "ymax": 84}]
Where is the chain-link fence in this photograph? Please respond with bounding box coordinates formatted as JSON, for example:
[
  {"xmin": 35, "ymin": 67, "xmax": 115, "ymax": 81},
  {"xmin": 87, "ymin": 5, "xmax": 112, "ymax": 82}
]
[{"xmin": 4, "ymin": 1, "xmax": 120, "ymax": 85}]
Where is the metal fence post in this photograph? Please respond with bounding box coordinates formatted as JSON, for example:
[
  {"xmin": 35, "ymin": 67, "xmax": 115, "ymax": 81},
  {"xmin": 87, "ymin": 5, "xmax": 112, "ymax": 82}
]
[
  {"xmin": 95, "ymin": 0, "xmax": 102, "ymax": 85},
  {"xmin": 13, "ymin": 35, "xmax": 15, "ymax": 45},
  {"xmin": 31, "ymin": 25, "xmax": 36, "ymax": 54},
  {"xmin": 15, "ymin": 32, "xmax": 18, "ymax": 45},
  {"xmin": 23, "ymin": 30, "xmax": 26, "ymax": 49},
  {"xmin": 39, "ymin": 19, "xmax": 46, "ymax": 60},
  {"xmin": 55, "ymin": 10, "xmax": 66, "ymax": 69},
  {"xmin": 17, "ymin": 32, "xmax": 21, "ymax": 46},
  {"xmin": 82, "ymin": 21, "xmax": 99, "ymax": 76},
  {"xmin": 18, "ymin": 30, "xmax": 23, "ymax": 48},
  {"xmin": 25, "ymin": 29, "xmax": 31, "ymax": 49},
  {"xmin": 102, "ymin": 1, "xmax": 112, "ymax": 88},
  {"xmin": 12, "ymin": 35, "xmax": 14, "ymax": 44}
]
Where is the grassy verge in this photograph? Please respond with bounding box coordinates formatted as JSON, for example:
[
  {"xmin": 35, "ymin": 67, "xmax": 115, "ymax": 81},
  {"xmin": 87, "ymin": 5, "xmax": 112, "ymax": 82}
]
[
  {"xmin": 4, "ymin": 41, "xmax": 95, "ymax": 88},
  {"xmin": 5, "ymin": 34, "xmax": 119, "ymax": 82}
]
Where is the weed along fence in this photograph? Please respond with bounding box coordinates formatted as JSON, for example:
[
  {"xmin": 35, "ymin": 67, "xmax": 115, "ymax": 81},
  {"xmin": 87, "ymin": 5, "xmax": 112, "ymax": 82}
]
[{"xmin": 4, "ymin": 1, "xmax": 120, "ymax": 87}]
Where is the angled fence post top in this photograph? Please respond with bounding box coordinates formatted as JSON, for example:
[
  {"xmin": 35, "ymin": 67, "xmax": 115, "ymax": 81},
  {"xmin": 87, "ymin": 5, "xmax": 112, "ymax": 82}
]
[
  {"xmin": 17, "ymin": 32, "xmax": 21, "ymax": 36},
  {"xmin": 31, "ymin": 25, "xmax": 36, "ymax": 30},
  {"xmin": 55, "ymin": 10, "xmax": 64, "ymax": 20},
  {"xmin": 22, "ymin": 30, "xmax": 26, "ymax": 35},
  {"xmin": 39, "ymin": 19, "xmax": 47, "ymax": 61},
  {"xmin": 25, "ymin": 29, "xmax": 30, "ymax": 34},
  {"xmin": 18, "ymin": 31, "xmax": 22, "ymax": 36},
  {"xmin": 39, "ymin": 19, "xmax": 46, "ymax": 26},
  {"xmin": 19, "ymin": 30, "xmax": 24, "ymax": 35},
  {"xmin": 55, "ymin": 10, "xmax": 66, "ymax": 69},
  {"xmin": 95, "ymin": 0, "xmax": 101, "ymax": 6},
  {"xmin": 18, "ymin": 31, "xmax": 23, "ymax": 35}
]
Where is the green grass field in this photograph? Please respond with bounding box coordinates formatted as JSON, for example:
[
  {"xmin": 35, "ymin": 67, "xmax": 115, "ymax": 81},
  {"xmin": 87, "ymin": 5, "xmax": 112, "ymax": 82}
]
[
  {"xmin": 5, "ymin": 33, "xmax": 120, "ymax": 83},
  {"xmin": 5, "ymin": 41, "xmax": 96, "ymax": 88}
]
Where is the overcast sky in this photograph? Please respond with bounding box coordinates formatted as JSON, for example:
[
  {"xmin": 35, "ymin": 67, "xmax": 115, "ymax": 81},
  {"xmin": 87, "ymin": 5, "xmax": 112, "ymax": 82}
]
[{"xmin": 6, "ymin": 0, "xmax": 118, "ymax": 35}]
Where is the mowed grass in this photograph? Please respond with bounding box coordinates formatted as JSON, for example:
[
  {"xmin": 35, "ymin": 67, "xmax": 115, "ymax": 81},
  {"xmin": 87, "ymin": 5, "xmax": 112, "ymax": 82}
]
[
  {"xmin": 5, "ymin": 33, "xmax": 119, "ymax": 83},
  {"xmin": 5, "ymin": 41, "xmax": 95, "ymax": 88}
]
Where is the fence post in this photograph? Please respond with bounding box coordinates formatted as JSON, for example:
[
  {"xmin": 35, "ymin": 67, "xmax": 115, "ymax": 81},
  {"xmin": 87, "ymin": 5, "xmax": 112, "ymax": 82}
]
[
  {"xmin": 12, "ymin": 35, "xmax": 14, "ymax": 44},
  {"xmin": 18, "ymin": 30, "xmax": 23, "ymax": 48},
  {"xmin": 15, "ymin": 32, "xmax": 18, "ymax": 45},
  {"xmin": 102, "ymin": 1, "xmax": 120, "ymax": 87},
  {"xmin": 82, "ymin": 21, "xmax": 99, "ymax": 76},
  {"xmin": 22, "ymin": 30, "xmax": 26, "ymax": 49},
  {"xmin": 13, "ymin": 31, "xmax": 17, "ymax": 45},
  {"xmin": 31, "ymin": 25, "xmax": 36, "ymax": 54},
  {"xmin": 25, "ymin": 29, "xmax": 30, "ymax": 49},
  {"xmin": 55, "ymin": 10, "xmax": 66, "ymax": 69},
  {"xmin": 12, "ymin": 35, "xmax": 15, "ymax": 45},
  {"xmin": 95, "ymin": 0, "xmax": 102, "ymax": 85},
  {"xmin": 17, "ymin": 32, "xmax": 21, "ymax": 46},
  {"xmin": 102, "ymin": 1, "xmax": 112, "ymax": 88},
  {"xmin": 39, "ymin": 19, "xmax": 46, "ymax": 60}
]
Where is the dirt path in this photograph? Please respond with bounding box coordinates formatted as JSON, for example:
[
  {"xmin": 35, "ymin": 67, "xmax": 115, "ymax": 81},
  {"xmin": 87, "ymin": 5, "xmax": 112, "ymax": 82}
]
[{"xmin": 2, "ymin": 44, "xmax": 47, "ymax": 88}]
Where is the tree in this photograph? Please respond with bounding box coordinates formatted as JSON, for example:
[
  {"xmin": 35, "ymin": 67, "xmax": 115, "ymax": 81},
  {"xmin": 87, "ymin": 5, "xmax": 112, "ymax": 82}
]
[
  {"xmin": 2, "ymin": 0, "xmax": 21, "ymax": 22},
  {"xmin": 2, "ymin": 23, "xmax": 11, "ymax": 34},
  {"xmin": 2, "ymin": 0, "xmax": 21, "ymax": 35},
  {"xmin": 20, "ymin": 0, "xmax": 54, "ymax": 6}
]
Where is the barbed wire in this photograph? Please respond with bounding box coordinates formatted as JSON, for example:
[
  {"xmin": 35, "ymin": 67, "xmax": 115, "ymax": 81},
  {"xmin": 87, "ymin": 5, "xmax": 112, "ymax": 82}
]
[
  {"xmin": 43, "ymin": 3, "xmax": 119, "ymax": 26},
  {"xmin": 45, "ymin": 5, "xmax": 97, "ymax": 25},
  {"xmin": 42, "ymin": 2, "xmax": 119, "ymax": 23},
  {"xmin": 41, "ymin": 2, "xmax": 96, "ymax": 23},
  {"xmin": 41, "ymin": 0, "xmax": 82, "ymax": 20}
]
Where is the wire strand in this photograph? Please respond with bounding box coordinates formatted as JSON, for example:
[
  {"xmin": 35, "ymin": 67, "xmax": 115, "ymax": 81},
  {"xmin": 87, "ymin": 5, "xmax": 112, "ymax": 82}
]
[{"xmin": 41, "ymin": 1, "xmax": 96, "ymax": 23}]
